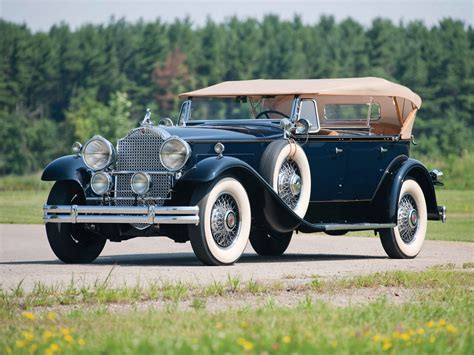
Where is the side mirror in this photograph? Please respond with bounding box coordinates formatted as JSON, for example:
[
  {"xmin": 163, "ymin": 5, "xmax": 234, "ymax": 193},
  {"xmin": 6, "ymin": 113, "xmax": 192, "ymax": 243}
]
[
  {"xmin": 294, "ymin": 118, "xmax": 310, "ymax": 135},
  {"xmin": 159, "ymin": 117, "xmax": 174, "ymax": 126}
]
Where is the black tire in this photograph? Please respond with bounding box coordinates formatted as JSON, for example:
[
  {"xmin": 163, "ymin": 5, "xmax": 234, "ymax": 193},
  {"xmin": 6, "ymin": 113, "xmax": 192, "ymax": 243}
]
[
  {"xmin": 379, "ymin": 179, "xmax": 427, "ymax": 259},
  {"xmin": 260, "ymin": 140, "xmax": 311, "ymax": 218},
  {"xmin": 188, "ymin": 176, "xmax": 251, "ymax": 266},
  {"xmin": 45, "ymin": 181, "xmax": 106, "ymax": 263},
  {"xmin": 250, "ymin": 230, "xmax": 292, "ymax": 256}
]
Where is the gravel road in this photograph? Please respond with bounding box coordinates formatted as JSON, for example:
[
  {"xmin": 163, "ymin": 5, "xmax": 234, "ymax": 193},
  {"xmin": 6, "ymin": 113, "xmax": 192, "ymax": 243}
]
[{"xmin": 1, "ymin": 224, "xmax": 472, "ymax": 291}]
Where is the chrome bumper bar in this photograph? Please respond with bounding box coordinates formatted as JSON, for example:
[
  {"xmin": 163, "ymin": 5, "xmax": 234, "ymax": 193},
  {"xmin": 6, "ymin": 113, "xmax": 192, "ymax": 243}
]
[{"xmin": 43, "ymin": 204, "xmax": 199, "ymax": 225}]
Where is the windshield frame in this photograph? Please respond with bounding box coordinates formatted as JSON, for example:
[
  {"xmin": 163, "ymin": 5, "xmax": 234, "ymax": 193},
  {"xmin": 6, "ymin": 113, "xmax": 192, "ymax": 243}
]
[{"xmin": 178, "ymin": 96, "xmax": 300, "ymax": 125}]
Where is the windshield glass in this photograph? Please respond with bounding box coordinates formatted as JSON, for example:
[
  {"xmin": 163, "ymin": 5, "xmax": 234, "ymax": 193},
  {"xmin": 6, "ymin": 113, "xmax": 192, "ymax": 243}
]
[{"xmin": 182, "ymin": 96, "xmax": 292, "ymax": 121}]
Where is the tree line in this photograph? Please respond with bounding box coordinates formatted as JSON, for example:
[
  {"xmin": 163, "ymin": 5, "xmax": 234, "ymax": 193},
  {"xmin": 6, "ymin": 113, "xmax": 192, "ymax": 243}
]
[{"xmin": 0, "ymin": 15, "xmax": 472, "ymax": 175}]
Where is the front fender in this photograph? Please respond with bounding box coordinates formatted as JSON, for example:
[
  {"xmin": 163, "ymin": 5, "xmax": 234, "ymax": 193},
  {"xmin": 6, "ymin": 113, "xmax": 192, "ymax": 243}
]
[
  {"xmin": 180, "ymin": 156, "xmax": 307, "ymax": 232},
  {"xmin": 374, "ymin": 158, "xmax": 439, "ymax": 223},
  {"xmin": 41, "ymin": 155, "xmax": 90, "ymax": 187}
]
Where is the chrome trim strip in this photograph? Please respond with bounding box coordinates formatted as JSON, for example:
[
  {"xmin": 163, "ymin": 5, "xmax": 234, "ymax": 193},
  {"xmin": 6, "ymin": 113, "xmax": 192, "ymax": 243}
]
[{"xmin": 324, "ymin": 223, "xmax": 395, "ymax": 231}]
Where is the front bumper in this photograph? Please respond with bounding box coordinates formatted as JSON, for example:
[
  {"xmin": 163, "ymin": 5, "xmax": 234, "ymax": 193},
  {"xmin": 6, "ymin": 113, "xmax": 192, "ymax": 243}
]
[{"xmin": 43, "ymin": 204, "xmax": 199, "ymax": 225}]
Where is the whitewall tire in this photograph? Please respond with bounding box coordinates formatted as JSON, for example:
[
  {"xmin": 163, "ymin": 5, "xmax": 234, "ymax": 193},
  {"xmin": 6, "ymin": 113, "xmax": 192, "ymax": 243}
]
[
  {"xmin": 380, "ymin": 179, "xmax": 427, "ymax": 258},
  {"xmin": 188, "ymin": 177, "xmax": 251, "ymax": 265},
  {"xmin": 260, "ymin": 140, "xmax": 311, "ymax": 218}
]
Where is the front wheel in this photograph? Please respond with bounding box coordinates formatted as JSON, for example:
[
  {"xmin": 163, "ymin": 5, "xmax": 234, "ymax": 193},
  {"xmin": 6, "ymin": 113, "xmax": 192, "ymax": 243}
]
[
  {"xmin": 250, "ymin": 230, "xmax": 292, "ymax": 256},
  {"xmin": 45, "ymin": 182, "xmax": 106, "ymax": 263},
  {"xmin": 188, "ymin": 177, "xmax": 251, "ymax": 265},
  {"xmin": 380, "ymin": 179, "xmax": 427, "ymax": 259}
]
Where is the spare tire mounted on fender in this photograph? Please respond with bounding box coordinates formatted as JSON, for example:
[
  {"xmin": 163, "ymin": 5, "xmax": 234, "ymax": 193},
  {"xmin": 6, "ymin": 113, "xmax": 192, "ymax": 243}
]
[{"xmin": 260, "ymin": 140, "xmax": 311, "ymax": 218}]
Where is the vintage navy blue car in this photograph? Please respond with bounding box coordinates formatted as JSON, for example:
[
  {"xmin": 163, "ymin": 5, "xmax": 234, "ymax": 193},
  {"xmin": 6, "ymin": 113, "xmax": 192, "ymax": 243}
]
[{"xmin": 42, "ymin": 77, "xmax": 446, "ymax": 265}]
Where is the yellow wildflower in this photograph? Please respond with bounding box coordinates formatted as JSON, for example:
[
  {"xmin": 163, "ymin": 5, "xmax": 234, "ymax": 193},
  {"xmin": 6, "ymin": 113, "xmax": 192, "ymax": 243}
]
[
  {"xmin": 382, "ymin": 339, "xmax": 392, "ymax": 351},
  {"xmin": 237, "ymin": 337, "xmax": 253, "ymax": 351},
  {"xmin": 373, "ymin": 334, "xmax": 382, "ymax": 342},
  {"xmin": 282, "ymin": 335, "xmax": 291, "ymax": 344},
  {"xmin": 47, "ymin": 312, "xmax": 57, "ymax": 321},
  {"xmin": 429, "ymin": 335, "xmax": 436, "ymax": 343},
  {"xmin": 43, "ymin": 330, "xmax": 54, "ymax": 341},
  {"xmin": 22, "ymin": 312, "xmax": 35, "ymax": 320},
  {"xmin": 64, "ymin": 334, "xmax": 74, "ymax": 343},
  {"xmin": 416, "ymin": 328, "xmax": 425, "ymax": 335},
  {"xmin": 15, "ymin": 340, "xmax": 26, "ymax": 348},
  {"xmin": 426, "ymin": 320, "xmax": 434, "ymax": 328},
  {"xmin": 446, "ymin": 324, "xmax": 457, "ymax": 333},
  {"xmin": 438, "ymin": 319, "xmax": 446, "ymax": 327},
  {"xmin": 78, "ymin": 338, "xmax": 86, "ymax": 347},
  {"xmin": 22, "ymin": 331, "xmax": 34, "ymax": 341}
]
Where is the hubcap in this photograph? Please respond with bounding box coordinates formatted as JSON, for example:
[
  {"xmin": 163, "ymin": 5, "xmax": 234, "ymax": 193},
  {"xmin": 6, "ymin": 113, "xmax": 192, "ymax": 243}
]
[
  {"xmin": 398, "ymin": 193, "xmax": 419, "ymax": 244},
  {"xmin": 210, "ymin": 193, "xmax": 240, "ymax": 248},
  {"xmin": 278, "ymin": 158, "xmax": 302, "ymax": 209}
]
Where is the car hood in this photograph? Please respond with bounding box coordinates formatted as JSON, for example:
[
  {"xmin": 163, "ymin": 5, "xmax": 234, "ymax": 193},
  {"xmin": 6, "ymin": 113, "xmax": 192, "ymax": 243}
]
[{"xmin": 164, "ymin": 121, "xmax": 284, "ymax": 141}]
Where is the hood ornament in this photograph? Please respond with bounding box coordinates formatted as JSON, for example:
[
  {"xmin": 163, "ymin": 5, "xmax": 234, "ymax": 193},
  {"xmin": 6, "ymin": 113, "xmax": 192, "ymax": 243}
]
[{"xmin": 141, "ymin": 108, "xmax": 154, "ymax": 126}]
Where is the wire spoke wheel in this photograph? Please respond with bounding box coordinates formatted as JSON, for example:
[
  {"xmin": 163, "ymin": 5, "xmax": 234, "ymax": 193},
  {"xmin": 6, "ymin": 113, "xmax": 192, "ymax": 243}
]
[
  {"xmin": 210, "ymin": 193, "xmax": 241, "ymax": 248},
  {"xmin": 397, "ymin": 193, "xmax": 419, "ymax": 244},
  {"xmin": 277, "ymin": 158, "xmax": 302, "ymax": 210}
]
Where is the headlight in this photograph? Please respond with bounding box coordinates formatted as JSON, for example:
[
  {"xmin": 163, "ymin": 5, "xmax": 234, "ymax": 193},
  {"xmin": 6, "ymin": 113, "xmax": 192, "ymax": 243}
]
[
  {"xmin": 159, "ymin": 137, "xmax": 191, "ymax": 171},
  {"xmin": 90, "ymin": 172, "xmax": 113, "ymax": 195},
  {"xmin": 131, "ymin": 172, "xmax": 151, "ymax": 195},
  {"xmin": 82, "ymin": 136, "xmax": 116, "ymax": 171}
]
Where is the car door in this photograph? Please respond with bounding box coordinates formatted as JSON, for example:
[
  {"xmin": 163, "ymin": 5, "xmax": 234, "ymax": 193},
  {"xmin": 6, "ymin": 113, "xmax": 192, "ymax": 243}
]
[{"xmin": 345, "ymin": 140, "xmax": 408, "ymax": 200}]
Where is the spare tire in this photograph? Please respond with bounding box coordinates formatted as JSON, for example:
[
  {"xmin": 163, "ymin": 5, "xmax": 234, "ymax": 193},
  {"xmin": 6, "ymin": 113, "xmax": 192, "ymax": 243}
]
[{"xmin": 260, "ymin": 140, "xmax": 311, "ymax": 218}]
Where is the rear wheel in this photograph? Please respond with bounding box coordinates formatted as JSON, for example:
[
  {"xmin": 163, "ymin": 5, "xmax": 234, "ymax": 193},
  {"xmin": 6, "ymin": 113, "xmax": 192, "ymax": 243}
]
[
  {"xmin": 380, "ymin": 179, "xmax": 427, "ymax": 259},
  {"xmin": 45, "ymin": 182, "xmax": 106, "ymax": 263},
  {"xmin": 188, "ymin": 177, "xmax": 251, "ymax": 265},
  {"xmin": 250, "ymin": 230, "xmax": 292, "ymax": 256}
]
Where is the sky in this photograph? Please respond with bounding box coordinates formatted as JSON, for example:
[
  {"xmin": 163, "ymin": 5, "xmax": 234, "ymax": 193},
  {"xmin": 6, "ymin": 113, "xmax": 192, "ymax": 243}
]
[{"xmin": 0, "ymin": 0, "xmax": 472, "ymax": 31}]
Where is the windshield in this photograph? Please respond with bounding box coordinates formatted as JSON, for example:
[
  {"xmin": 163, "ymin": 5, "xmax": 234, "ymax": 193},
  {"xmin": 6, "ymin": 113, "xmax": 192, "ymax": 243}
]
[{"xmin": 181, "ymin": 96, "xmax": 292, "ymax": 122}]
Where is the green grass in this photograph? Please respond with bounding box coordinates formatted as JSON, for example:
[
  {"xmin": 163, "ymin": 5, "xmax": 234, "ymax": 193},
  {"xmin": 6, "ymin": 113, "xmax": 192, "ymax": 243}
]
[
  {"xmin": 1, "ymin": 270, "xmax": 472, "ymax": 354},
  {"xmin": 0, "ymin": 175, "xmax": 472, "ymax": 242},
  {"xmin": 0, "ymin": 190, "xmax": 48, "ymax": 224}
]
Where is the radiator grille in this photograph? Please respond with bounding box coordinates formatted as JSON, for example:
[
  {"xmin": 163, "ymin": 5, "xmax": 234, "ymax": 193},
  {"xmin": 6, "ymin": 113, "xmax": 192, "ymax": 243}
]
[{"xmin": 115, "ymin": 127, "xmax": 172, "ymax": 206}]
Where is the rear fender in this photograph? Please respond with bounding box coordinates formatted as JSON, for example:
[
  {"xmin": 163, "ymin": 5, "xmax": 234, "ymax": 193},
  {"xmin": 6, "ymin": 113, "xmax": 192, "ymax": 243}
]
[
  {"xmin": 373, "ymin": 157, "xmax": 439, "ymax": 223},
  {"xmin": 179, "ymin": 156, "xmax": 304, "ymax": 232},
  {"xmin": 41, "ymin": 155, "xmax": 90, "ymax": 188}
]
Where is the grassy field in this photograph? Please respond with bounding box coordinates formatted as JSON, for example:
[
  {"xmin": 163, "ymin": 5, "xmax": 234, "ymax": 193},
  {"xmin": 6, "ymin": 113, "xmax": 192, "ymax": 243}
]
[
  {"xmin": 0, "ymin": 188, "xmax": 472, "ymax": 242},
  {"xmin": 1, "ymin": 268, "xmax": 472, "ymax": 354}
]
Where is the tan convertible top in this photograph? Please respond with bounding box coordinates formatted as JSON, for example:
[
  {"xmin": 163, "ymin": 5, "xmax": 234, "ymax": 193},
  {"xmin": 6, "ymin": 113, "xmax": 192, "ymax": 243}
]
[{"xmin": 179, "ymin": 77, "xmax": 422, "ymax": 108}]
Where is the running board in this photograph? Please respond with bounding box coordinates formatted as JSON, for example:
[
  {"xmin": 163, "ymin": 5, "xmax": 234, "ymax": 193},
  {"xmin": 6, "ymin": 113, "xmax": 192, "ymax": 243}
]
[{"xmin": 298, "ymin": 222, "xmax": 395, "ymax": 233}]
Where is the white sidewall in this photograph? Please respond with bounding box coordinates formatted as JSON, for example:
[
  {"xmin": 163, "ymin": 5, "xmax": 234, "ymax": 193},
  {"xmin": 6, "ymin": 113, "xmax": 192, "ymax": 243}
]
[
  {"xmin": 394, "ymin": 179, "xmax": 427, "ymax": 257},
  {"xmin": 270, "ymin": 143, "xmax": 311, "ymax": 218},
  {"xmin": 202, "ymin": 178, "xmax": 251, "ymax": 264}
]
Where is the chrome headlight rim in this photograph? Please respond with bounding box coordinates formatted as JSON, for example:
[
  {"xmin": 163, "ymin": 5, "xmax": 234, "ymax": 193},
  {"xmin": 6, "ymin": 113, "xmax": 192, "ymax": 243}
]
[
  {"xmin": 90, "ymin": 171, "xmax": 113, "ymax": 196},
  {"xmin": 130, "ymin": 172, "xmax": 151, "ymax": 195},
  {"xmin": 159, "ymin": 136, "xmax": 191, "ymax": 172},
  {"xmin": 82, "ymin": 135, "xmax": 116, "ymax": 171}
]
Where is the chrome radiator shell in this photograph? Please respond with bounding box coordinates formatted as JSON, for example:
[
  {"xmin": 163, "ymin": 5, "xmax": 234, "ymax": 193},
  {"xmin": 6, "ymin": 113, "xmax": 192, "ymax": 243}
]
[{"xmin": 114, "ymin": 126, "xmax": 173, "ymax": 206}]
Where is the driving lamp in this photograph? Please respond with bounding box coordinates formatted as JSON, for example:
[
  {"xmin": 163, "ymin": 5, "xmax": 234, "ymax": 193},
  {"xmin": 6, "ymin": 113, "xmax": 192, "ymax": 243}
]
[
  {"xmin": 159, "ymin": 137, "xmax": 191, "ymax": 171},
  {"xmin": 82, "ymin": 136, "xmax": 116, "ymax": 171},
  {"xmin": 131, "ymin": 172, "xmax": 151, "ymax": 195},
  {"xmin": 90, "ymin": 172, "xmax": 113, "ymax": 195}
]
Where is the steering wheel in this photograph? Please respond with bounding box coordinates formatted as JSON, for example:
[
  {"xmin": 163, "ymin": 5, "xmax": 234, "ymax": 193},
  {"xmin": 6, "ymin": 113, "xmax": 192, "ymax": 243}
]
[{"xmin": 256, "ymin": 110, "xmax": 290, "ymax": 119}]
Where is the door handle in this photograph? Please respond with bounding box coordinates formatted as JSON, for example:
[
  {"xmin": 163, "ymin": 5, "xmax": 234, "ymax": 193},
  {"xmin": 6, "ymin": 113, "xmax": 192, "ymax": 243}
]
[
  {"xmin": 380, "ymin": 147, "xmax": 388, "ymax": 153},
  {"xmin": 335, "ymin": 147, "xmax": 343, "ymax": 154}
]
